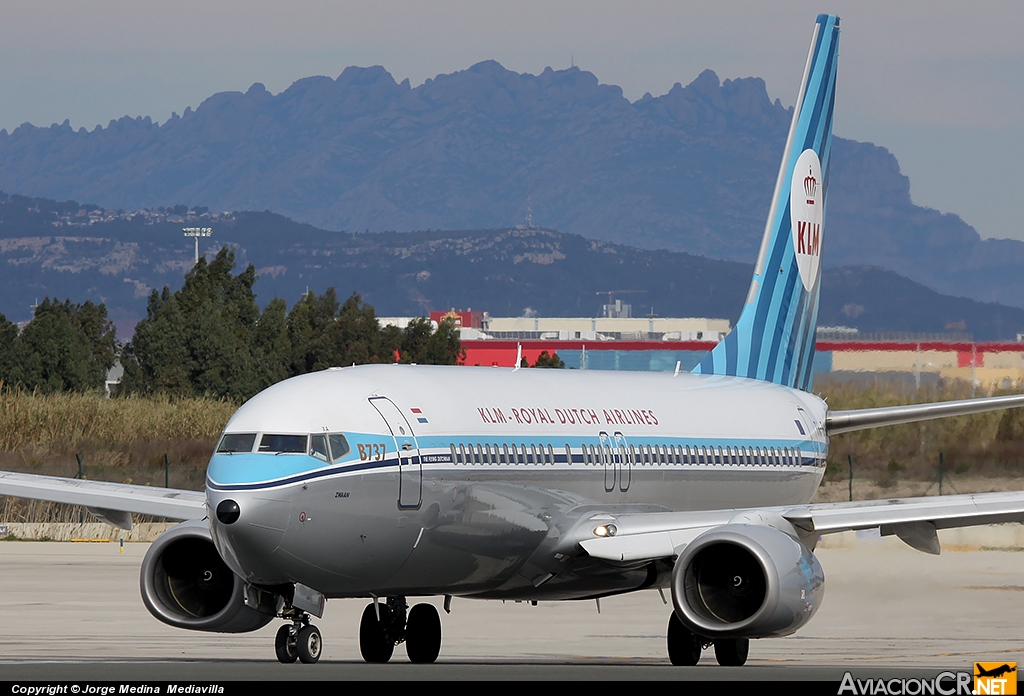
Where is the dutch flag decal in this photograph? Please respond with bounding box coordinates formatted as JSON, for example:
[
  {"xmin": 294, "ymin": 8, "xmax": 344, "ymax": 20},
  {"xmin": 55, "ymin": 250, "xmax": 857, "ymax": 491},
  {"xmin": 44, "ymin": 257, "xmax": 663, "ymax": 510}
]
[{"xmin": 411, "ymin": 408, "xmax": 428, "ymax": 424}]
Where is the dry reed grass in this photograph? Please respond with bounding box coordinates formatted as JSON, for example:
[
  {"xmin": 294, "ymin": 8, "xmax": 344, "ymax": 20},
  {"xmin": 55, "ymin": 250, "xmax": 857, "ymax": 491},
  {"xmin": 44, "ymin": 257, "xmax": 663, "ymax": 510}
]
[
  {"xmin": 818, "ymin": 377, "xmax": 1024, "ymax": 487},
  {"xmin": 0, "ymin": 387, "xmax": 234, "ymax": 524}
]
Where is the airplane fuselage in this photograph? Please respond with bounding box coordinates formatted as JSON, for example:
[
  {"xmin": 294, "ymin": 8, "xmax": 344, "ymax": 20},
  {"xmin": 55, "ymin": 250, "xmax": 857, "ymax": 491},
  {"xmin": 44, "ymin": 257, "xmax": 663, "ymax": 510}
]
[{"xmin": 206, "ymin": 364, "xmax": 829, "ymax": 601}]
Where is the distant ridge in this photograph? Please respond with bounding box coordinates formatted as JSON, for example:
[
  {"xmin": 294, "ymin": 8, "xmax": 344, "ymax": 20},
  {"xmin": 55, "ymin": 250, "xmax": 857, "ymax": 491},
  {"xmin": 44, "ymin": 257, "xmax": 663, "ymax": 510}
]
[{"xmin": 0, "ymin": 195, "xmax": 1021, "ymax": 341}]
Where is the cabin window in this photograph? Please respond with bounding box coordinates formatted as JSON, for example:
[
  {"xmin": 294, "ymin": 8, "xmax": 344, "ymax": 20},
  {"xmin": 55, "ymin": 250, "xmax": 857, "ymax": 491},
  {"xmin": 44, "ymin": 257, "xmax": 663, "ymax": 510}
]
[
  {"xmin": 259, "ymin": 434, "xmax": 307, "ymax": 453},
  {"xmin": 500, "ymin": 444, "xmax": 508, "ymax": 465},
  {"xmin": 309, "ymin": 435, "xmax": 329, "ymax": 462},
  {"xmin": 565, "ymin": 444, "xmax": 572, "ymax": 465},
  {"xmin": 547, "ymin": 444, "xmax": 555, "ymax": 465},
  {"xmin": 217, "ymin": 433, "xmax": 256, "ymax": 453},
  {"xmin": 483, "ymin": 444, "xmax": 492, "ymax": 465},
  {"xmin": 451, "ymin": 444, "xmax": 459, "ymax": 464}
]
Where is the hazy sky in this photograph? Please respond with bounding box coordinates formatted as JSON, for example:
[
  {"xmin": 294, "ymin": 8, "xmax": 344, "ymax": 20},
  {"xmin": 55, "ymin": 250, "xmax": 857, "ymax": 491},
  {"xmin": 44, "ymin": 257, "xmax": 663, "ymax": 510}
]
[{"xmin": 1, "ymin": 1, "xmax": 1022, "ymax": 243}]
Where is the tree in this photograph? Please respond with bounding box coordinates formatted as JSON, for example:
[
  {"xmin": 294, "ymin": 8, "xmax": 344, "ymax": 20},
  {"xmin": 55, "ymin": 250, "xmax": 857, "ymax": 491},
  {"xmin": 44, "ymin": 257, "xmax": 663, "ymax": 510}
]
[
  {"xmin": 398, "ymin": 317, "xmax": 464, "ymax": 365},
  {"xmin": 2, "ymin": 299, "xmax": 116, "ymax": 393},
  {"xmin": 532, "ymin": 350, "xmax": 565, "ymax": 368},
  {"xmin": 0, "ymin": 312, "xmax": 19, "ymax": 382},
  {"xmin": 122, "ymin": 247, "xmax": 265, "ymax": 399},
  {"xmin": 123, "ymin": 250, "xmax": 466, "ymax": 398}
]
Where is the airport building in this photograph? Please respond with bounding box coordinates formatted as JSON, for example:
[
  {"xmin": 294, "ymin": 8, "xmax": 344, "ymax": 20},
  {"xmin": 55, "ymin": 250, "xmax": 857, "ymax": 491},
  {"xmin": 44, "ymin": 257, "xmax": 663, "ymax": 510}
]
[{"xmin": 377, "ymin": 311, "xmax": 1024, "ymax": 386}]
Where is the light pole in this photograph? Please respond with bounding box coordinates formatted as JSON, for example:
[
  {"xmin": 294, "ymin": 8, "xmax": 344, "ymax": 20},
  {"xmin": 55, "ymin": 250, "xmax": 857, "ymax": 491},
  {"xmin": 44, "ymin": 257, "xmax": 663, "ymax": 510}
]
[{"xmin": 182, "ymin": 227, "xmax": 213, "ymax": 266}]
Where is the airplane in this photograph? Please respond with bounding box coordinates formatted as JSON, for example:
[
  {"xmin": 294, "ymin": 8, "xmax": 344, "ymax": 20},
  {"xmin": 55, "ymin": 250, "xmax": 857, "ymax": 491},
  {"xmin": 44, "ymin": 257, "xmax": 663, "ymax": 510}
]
[{"xmin": 4, "ymin": 13, "xmax": 1024, "ymax": 667}]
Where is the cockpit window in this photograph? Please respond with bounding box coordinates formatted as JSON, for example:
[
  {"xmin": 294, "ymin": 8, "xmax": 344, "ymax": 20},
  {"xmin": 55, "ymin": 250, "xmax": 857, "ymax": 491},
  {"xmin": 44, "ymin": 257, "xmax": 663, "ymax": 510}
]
[
  {"xmin": 259, "ymin": 434, "xmax": 307, "ymax": 453},
  {"xmin": 329, "ymin": 434, "xmax": 351, "ymax": 462},
  {"xmin": 218, "ymin": 433, "xmax": 256, "ymax": 453},
  {"xmin": 310, "ymin": 434, "xmax": 329, "ymax": 462}
]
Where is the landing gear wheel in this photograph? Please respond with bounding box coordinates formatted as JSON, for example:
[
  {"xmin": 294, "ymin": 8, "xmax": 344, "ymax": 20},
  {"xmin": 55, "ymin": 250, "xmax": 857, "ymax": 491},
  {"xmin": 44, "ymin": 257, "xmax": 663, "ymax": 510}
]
[
  {"xmin": 713, "ymin": 637, "xmax": 749, "ymax": 666},
  {"xmin": 405, "ymin": 603, "xmax": 442, "ymax": 664},
  {"xmin": 359, "ymin": 603, "xmax": 395, "ymax": 663},
  {"xmin": 666, "ymin": 612, "xmax": 702, "ymax": 666},
  {"xmin": 275, "ymin": 623, "xmax": 298, "ymax": 664},
  {"xmin": 296, "ymin": 624, "xmax": 322, "ymax": 664}
]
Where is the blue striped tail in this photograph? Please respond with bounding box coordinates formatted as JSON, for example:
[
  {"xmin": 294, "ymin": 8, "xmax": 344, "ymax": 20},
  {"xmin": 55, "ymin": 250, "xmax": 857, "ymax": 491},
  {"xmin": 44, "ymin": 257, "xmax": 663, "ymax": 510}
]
[{"xmin": 694, "ymin": 14, "xmax": 839, "ymax": 392}]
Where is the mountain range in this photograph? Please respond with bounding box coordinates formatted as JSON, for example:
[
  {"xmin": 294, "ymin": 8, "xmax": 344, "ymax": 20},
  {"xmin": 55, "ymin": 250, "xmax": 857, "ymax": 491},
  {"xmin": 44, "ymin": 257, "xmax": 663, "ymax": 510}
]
[{"xmin": 0, "ymin": 63, "xmax": 1021, "ymax": 309}]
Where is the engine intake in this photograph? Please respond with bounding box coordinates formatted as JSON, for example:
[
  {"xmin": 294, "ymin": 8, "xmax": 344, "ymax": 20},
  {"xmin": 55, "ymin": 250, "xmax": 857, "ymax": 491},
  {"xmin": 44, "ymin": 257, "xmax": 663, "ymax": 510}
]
[
  {"xmin": 671, "ymin": 524, "xmax": 824, "ymax": 638},
  {"xmin": 140, "ymin": 519, "xmax": 274, "ymax": 633}
]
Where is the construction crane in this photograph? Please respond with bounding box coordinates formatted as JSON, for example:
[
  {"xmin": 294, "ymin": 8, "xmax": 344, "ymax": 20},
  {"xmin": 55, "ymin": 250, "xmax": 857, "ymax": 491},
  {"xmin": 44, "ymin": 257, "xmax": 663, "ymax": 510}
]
[{"xmin": 595, "ymin": 290, "xmax": 646, "ymax": 318}]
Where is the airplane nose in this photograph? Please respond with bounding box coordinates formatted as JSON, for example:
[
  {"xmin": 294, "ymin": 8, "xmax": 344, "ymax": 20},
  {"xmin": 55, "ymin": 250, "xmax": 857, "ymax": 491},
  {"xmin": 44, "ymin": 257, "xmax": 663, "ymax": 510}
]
[{"xmin": 216, "ymin": 499, "xmax": 240, "ymax": 525}]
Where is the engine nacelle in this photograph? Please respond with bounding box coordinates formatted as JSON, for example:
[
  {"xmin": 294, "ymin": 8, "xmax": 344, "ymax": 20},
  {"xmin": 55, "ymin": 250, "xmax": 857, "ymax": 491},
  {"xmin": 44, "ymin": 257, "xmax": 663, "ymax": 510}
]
[
  {"xmin": 140, "ymin": 519, "xmax": 275, "ymax": 633},
  {"xmin": 671, "ymin": 524, "xmax": 824, "ymax": 638}
]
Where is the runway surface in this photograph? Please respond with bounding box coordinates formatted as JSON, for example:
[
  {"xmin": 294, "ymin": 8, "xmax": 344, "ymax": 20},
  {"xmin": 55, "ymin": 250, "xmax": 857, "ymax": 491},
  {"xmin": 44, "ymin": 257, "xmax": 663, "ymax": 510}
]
[{"xmin": 0, "ymin": 534, "xmax": 1021, "ymax": 681}]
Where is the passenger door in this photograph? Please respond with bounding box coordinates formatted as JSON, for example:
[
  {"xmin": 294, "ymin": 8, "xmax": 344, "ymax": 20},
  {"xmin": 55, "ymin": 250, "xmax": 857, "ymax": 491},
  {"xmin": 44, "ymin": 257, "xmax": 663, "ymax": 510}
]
[{"xmin": 369, "ymin": 397, "xmax": 422, "ymax": 509}]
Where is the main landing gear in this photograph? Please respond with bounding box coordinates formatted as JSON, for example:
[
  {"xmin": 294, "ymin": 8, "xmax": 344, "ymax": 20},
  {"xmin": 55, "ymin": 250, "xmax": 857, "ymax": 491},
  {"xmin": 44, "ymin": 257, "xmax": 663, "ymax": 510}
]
[
  {"xmin": 272, "ymin": 596, "xmax": 443, "ymax": 664},
  {"xmin": 275, "ymin": 612, "xmax": 323, "ymax": 664},
  {"xmin": 359, "ymin": 596, "xmax": 443, "ymax": 664},
  {"xmin": 666, "ymin": 613, "xmax": 749, "ymax": 666}
]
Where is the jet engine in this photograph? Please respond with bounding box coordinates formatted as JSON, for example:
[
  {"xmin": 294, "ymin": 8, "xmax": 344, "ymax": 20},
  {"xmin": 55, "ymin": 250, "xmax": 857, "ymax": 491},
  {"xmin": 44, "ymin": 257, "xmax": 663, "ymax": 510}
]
[
  {"xmin": 670, "ymin": 524, "xmax": 824, "ymax": 638},
  {"xmin": 140, "ymin": 519, "xmax": 275, "ymax": 633}
]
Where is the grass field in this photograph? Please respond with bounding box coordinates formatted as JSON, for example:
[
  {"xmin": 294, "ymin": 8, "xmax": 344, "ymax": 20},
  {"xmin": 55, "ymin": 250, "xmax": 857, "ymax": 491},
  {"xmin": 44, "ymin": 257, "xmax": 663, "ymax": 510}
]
[{"xmin": 1, "ymin": 377, "xmax": 1023, "ymax": 523}]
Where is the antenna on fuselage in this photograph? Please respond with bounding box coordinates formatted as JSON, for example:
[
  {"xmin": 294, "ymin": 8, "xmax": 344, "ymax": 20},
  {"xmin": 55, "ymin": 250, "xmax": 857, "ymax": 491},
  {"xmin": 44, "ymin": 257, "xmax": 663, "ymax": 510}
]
[{"xmin": 513, "ymin": 342, "xmax": 523, "ymax": 371}]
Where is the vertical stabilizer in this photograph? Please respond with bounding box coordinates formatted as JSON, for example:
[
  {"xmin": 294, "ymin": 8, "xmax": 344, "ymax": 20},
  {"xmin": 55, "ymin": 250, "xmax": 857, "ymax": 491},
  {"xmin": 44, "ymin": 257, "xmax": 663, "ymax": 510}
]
[{"xmin": 694, "ymin": 14, "xmax": 840, "ymax": 391}]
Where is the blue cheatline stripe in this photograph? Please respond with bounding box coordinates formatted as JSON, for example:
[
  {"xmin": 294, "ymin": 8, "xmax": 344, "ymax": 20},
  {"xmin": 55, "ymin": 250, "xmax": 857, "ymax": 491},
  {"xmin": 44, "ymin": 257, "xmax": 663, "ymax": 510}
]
[
  {"xmin": 693, "ymin": 14, "xmax": 838, "ymax": 391},
  {"xmin": 768, "ymin": 265, "xmax": 801, "ymax": 383},
  {"xmin": 208, "ymin": 434, "xmax": 830, "ymax": 489},
  {"xmin": 762, "ymin": 249, "xmax": 800, "ymax": 382},
  {"xmin": 782, "ymin": 285, "xmax": 811, "ymax": 386}
]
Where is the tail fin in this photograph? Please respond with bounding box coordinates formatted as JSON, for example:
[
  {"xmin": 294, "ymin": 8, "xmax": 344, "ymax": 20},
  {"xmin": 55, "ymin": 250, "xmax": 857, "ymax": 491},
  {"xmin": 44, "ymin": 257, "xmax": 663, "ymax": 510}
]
[{"xmin": 694, "ymin": 14, "xmax": 840, "ymax": 392}]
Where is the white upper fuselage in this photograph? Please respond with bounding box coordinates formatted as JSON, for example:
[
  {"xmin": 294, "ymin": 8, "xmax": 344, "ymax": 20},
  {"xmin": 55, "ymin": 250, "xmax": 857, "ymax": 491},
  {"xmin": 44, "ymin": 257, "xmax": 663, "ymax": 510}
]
[{"xmin": 205, "ymin": 364, "xmax": 829, "ymax": 600}]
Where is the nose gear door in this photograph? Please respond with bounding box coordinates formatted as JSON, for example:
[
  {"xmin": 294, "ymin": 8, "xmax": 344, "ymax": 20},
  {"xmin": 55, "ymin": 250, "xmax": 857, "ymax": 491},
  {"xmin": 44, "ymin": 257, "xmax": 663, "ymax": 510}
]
[{"xmin": 369, "ymin": 397, "xmax": 422, "ymax": 509}]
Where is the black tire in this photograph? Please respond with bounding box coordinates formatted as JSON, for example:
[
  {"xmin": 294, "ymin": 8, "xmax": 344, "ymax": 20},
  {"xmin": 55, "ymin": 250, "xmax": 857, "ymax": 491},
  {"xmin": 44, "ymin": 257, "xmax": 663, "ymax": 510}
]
[
  {"xmin": 405, "ymin": 603, "xmax": 442, "ymax": 664},
  {"xmin": 275, "ymin": 623, "xmax": 298, "ymax": 664},
  {"xmin": 359, "ymin": 603, "xmax": 395, "ymax": 663},
  {"xmin": 713, "ymin": 637, "xmax": 749, "ymax": 666},
  {"xmin": 666, "ymin": 612, "xmax": 702, "ymax": 666},
  {"xmin": 296, "ymin": 624, "xmax": 322, "ymax": 664}
]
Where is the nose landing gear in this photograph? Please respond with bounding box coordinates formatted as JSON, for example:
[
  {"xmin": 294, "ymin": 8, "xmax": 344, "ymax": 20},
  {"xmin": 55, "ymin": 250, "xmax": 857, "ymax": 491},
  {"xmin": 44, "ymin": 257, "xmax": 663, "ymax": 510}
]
[
  {"xmin": 274, "ymin": 611, "xmax": 322, "ymax": 664},
  {"xmin": 358, "ymin": 596, "xmax": 443, "ymax": 663}
]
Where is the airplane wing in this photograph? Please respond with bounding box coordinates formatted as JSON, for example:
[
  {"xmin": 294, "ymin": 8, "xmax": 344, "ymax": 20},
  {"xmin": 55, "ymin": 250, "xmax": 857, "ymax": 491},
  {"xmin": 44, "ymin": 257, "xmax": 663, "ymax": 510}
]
[
  {"xmin": 578, "ymin": 490, "xmax": 1024, "ymax": 562},
  {"xmin": 827, "ymin": 393, "xmax": 1024, "ymax": 434},
  {"xmin": 0, "ymin": 470, "xmax": 206, "ymax": 529}
]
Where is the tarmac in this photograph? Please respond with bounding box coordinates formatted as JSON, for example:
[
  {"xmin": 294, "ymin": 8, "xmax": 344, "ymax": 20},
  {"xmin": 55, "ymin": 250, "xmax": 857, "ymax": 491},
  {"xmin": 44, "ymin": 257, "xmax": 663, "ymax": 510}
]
[{"xmin": 0, "ymin": 528, "xmax": 1021, "ymax": 681}]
